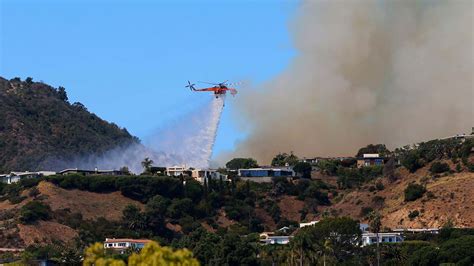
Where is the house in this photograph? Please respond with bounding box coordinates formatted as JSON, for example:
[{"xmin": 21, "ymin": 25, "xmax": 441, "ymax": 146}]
[
  {"xmin": 299, "ymin": 221, "xmax": 319, "ymax": 228},
  {"xmin": 356, "ymin": 154, "xmax": 385, "ymax": 168},
  {"xmin": 59, "ymin": 168, "xmax": 127, "ymax": 176},
  {"xmin": 190, "ymin": 169, "xmax": 228, "ymax": 183},
  {"xmin": 361, "ymin": 232, "xmax": 404, "ymax": 246},
  {"xmin": 103, "ymin": 238, "xmax": 151, "ymax": 254},
  {"xmin": 360, "ymin": 223, "xmax": 370, "ymax": 233},
  {"xmin": 260, "ymin": 235, "xmax": 292, "ymax": 245},
  {"xmin": 238, "ymin": 167, "xmax": 294, "ymax": 183},
  {"xmin": 392, "ymin": 228, "xmax": 439, "ymax": 234},
  {"xmin": 1, "ymin": 171, "xmax": 56, "ymax": 184},
  {"xmin": 165, "ymin": 166, "xmax": 189, "ymax": 177}
]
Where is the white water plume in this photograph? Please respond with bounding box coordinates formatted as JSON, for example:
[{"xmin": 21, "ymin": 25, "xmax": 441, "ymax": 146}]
[
  {"xmin": 145, "ymin": 95, "xmax": 225, "ymax": 169},
  {"xmin": 55, "ymin": 96, "xmax": 226, "ymax": 173}
]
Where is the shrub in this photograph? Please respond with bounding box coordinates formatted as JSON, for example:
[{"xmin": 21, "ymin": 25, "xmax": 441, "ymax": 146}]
[
  {"xmin": 404, "ymin": 183, "xmax": 426, "ymax": 202},
  {"xmin": 429, "ymin": 162, "xmax": 450, "ymax": 174},
  {"xmin": 426, "ymin": 191, "xmax": 436, "ymax": 199},
  {"xmin": 375, "ymin": 182, "xmax": 385, "ymax": 191},
  {"xmin": 20, "ymin": 201, "xmax": 51, "ymax": 224},
  {"xmin": 360, "ymin": 207, "xmax": 374, "ymax": 217},
  {"xmin": 408, "ymin": 210, "xmax": 420, "ymax": 220},
  {"xmin": 402, "ymin": 151, "xmax": 423, "ymax": 172},
  {"xmin": 372, "ymin": 196, "xmax": 385, "ymax": 206}
]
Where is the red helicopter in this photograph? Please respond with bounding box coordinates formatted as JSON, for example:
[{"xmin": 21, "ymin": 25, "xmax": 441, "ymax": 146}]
[{"xmin": 186, "ymin": 80, "xmax": 238, "ymax": 98}]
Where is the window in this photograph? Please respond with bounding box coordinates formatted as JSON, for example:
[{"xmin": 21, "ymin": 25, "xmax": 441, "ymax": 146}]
[{"xmin": 118, "ymin": 243, "xmax": 126, "ymax": 247}]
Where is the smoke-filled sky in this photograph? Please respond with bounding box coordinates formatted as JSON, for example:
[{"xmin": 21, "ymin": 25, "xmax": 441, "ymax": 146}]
[{"xmin": 224, "ymin": 0, "xmax": 473, "ymax": 164}]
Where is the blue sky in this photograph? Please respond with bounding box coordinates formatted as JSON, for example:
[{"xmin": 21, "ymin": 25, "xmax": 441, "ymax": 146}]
[{"xmin": 0, "ymin": 0, "xmax": 297, "ymax": 159}]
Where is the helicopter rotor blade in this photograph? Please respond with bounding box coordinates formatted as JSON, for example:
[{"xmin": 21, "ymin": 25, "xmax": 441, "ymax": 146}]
[{"xmin": 198, "ymin": 81, "xmax": 219, "ymax": 85}]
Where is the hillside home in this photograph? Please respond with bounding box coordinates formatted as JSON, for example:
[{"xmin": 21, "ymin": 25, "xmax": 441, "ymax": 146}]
[
  {"xmin": 260, "ymin": 235, "xmax": 292, "ymax": 245},
  {"xmin": 361, "ymin": 232, "xmax": 404, "ymax": 246},
  {"xmin": 59, "ymin": 168, "xmax": 127, "ymax": 176},
  {"xmin": 1, "ymin": 171, "xmax": 56, "ymax": 184},
  {"xmin": 191, "ymin": 169, "xmax": 228, "ymax": 183},
  {"xmin": 238, "ymin": 167, "xmax": 294, "ymax": 183},
  {"xmin": 356, "ymin": 154, "xmax": 385, "ymax": 168},
  {"xmin": 392, "ymin": 228, "xmax": 439, "ymax": 234},
  {"xmin": 299, "ymin": 221, "xmax": 319, "ymax": 228},
  {"xmin": 165, "ymin": 166, "xmax": 189, "ymax": 177},
  {"xmin": 104, "ymin": 238, "xmax": 151, "ymax": 254}
]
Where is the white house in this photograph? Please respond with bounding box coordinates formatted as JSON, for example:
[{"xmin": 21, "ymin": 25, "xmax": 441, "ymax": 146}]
[
  {"xmin": 165, "ymin": 166, "xmax": 188, "ymax": 177},
  {"xmin": 392, "ymin": 228, "xmax": 439, "ymax": 234},
  {"xmin": 191, "ymin": 169, "xmax": 229, "ymax": 183},
  {"xmin": 1, "ymin": 171, "xmax": 56, "ymax": 184},
  {"xmin": 299, "ymin": 221, "xmax": 319, "ymax": 228},
  {"xmin": 359, "ymin": 223, "xmax": 370, "ymax": 233},
  {"xmin": 361, "ymin": 232, "xmax": 404, "ymax": 246},
  {"xmin": 260, "ymin": 235, "xmax": 293, "ymax": 245},
  {"xmin": 103, "ymin": 238, "xmax": 151, "ymax": 254}
]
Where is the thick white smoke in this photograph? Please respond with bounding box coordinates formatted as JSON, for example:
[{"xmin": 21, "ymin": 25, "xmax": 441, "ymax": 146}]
[
  {"xmin": 61, "ymin": 96, "xmax": 225, "ymax": 173},
  {"xmin": 224, "ymin": 0, "xmax": 473, "ymax": 164}
]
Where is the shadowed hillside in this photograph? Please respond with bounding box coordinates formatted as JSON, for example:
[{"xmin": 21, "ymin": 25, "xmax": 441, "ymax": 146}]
[{"xmin": 0, "ymin": 77, "xmax": 138, "ymax": 172}]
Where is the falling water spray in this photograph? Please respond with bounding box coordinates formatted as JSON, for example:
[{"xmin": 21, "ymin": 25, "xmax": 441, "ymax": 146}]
[{"xmin": 57, "ymin": 95, "xmax": 226, "ymax": 173}]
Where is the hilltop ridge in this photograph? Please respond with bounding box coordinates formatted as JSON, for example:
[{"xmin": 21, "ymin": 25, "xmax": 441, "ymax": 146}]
[{"xmin": 0, "ymin": 77, "xmax": 138, "ymax": 172}]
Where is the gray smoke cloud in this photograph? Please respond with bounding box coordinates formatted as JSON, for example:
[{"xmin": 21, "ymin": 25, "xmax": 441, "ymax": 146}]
[{"xmin": 225, "ymin": 0, "xmax": 473, "ymax": 164}]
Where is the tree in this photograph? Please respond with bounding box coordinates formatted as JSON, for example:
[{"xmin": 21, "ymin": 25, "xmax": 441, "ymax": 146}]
[
  {"xmin": 122, "ymin": 204, "xmax": 146, "ymax": 231},
  {"xmin": 291, "ymin": 217, "xmax": 361, "ymax": 264},
  {"xmin": 293, "ymin": 162, "xmax": 312, "ymax": 178},
  {"xmin": 404, "ymin": 183, "xmax": 426, "ymax": 202},
  {"xmin": 271, "ymin": 152, "xmax": 299, "ymax": 167},
  {"xmin": 20, "ymin": 201, "xmax": 52, "ymax": 224},
  {"xmin": 57, "ymin": 86, "xmax": 68, "ymax": 102},
  {"xmin": 401, "ymin": 151, "xmax": 423, "ymax": 173},
  {"xmin": 383, "ymin": 157, "xmax": 397, "ymax": 182},
  {"xmin": 225, "ymin": 158, "xmax": 258, "ymax": 170},
  {"xmin": 368, "ymin": 211, "xmax": 382, "ymax": 266},
  {"xmin": 429, "ymin": 162, "xmax": 450, "ymax": 174},
  {"xmin": 119, "ymin": 166, "xmax": 130, "ymax": 175},
  {"xmin": 141, "ymin": 157, "xmax": 154, "ymax": 173},
  {"xmin": 83, "ymin": 241, "xmax": 199, "ymax": 266},
  {"xmin": 356, "ymin": 144, "xmax": 390, "ymax": 157},
  {"xmin": 129, "ymin": 241, "xmax": 199, "ymax": 265}
]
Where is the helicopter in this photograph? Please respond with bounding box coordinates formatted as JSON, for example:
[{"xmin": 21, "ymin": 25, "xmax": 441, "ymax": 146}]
[{"xmin": 186, "ymin": 80, "xmax": 238, "ymax": 98}]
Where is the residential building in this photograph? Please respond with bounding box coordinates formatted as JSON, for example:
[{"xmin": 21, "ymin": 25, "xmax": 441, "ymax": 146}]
[
  {"xmin": 361, "ymin": 232, "xmax": 404, "ymax": 246},
  {"xmin": 1, "ymin": 171, "xmax": 56, "ymax": 184},
  {"xmin": 299, "ymin": 221, "xmax": 319, "ymax": 228},
  {"xmin": 59, "ymin": 168, "xmax": 127, "ymax": 176},
  {"xmin": 238, "ymin": 167, "xmax": 294, "ymax": 183},
  {"xmin": 392, "ymin": 228, "xmax": 439, "ymax": 234},
  {"xmin": 356, "ymin": 154, "xmax": 385, "ymax": 168},
  {"xmin": 260, "ymin": 235, "xmax": 292, "ymax": 245},
  {"xmin": 191, "ymin": 169, "xmax": 228, "ymax": 183},
  {"xmin": 103, "ymin": 238, "xmax": 151, "ymax": 254},
  {"xmin": 165, "ymin": 166, "xmax": 189, "ymax": 177},
  {"xmin": 360, "ymin": 223, "xmax": 370, "ymax": 233}
]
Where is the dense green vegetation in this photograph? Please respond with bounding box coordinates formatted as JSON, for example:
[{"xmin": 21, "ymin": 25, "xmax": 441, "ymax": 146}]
[
  {"xmin": 0, "ymin": 77, "xmax": 138, "ymax": 172},
  {"xmin": 404, "ymin": 183, "xmax": 426, "ymax": 202},
  {"xmin": 225, "ymin": 158, "xmax": 258, "ymax": 170}
]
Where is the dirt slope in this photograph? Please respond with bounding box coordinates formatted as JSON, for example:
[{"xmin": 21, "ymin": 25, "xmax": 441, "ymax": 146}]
[
  {"xmin": 37, "ymin": 181, "xmax": 143, "ymax": 221},
  {"xmin": 325, "ymin": 164, "xmax": 474, "ymax": 229}
]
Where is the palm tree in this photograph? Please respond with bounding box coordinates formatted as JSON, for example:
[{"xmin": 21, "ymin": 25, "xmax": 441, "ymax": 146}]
[
  {"xmin": 290, "ymin": 229, "xmax": 315, "ymax": 266},
  {"xmin": 141, "ymin": 157, "xmax": 154, "ymax": 173},
  {"xmin": 368, "ymin": 211, "xmax": 382, "ymax": 266}
]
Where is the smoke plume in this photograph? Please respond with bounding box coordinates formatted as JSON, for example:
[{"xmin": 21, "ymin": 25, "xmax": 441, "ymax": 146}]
[
  {"xmin": 228, "ymin": 0, "xmax": 473, "ymax": 164},
  {"xmin": 58, "ymin": 96, "xmax": 225, "ymax": 173}
]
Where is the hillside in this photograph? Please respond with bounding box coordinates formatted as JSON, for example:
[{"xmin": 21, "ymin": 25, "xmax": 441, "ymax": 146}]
[
  {"xmin": 0, "ymin": 138, "xmax": 472, "ymax": 265},
  {"xmin": 0, "ymin": 77, "xmax": 138, "ymax": 172}
]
